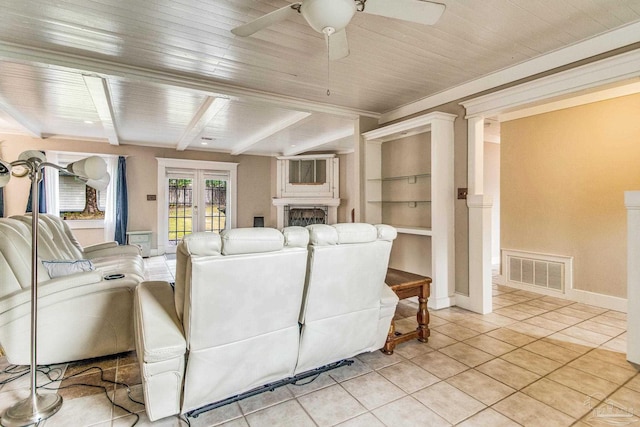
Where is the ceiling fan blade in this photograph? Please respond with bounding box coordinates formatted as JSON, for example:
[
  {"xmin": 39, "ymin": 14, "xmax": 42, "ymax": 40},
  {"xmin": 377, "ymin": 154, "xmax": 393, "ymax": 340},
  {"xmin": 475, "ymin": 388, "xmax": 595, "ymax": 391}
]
[
  {"xmin": 231, "ymin": 3, "xmax": 301, "ymax": 37},
  {"xmin": 326, "ymin": 29, "xmax": 350, "ymax": 61},
  {"xmin": 361, "ymin": 0, "xmax": 445, "ymax": 26}
]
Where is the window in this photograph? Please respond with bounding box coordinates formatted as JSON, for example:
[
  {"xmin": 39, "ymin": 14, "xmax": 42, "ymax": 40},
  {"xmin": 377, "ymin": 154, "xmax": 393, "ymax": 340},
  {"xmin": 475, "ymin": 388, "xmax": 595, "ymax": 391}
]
[{"xmin": 58, "ymin": 170, "xmax": 107, "ymax": 220}]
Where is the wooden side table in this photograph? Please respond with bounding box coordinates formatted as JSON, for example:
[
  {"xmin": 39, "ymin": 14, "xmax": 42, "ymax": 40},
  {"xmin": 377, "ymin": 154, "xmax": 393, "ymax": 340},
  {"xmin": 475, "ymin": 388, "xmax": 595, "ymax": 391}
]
[{"xmin": 382, "ymin": 268, "xmax": 431, "ymax": 355}]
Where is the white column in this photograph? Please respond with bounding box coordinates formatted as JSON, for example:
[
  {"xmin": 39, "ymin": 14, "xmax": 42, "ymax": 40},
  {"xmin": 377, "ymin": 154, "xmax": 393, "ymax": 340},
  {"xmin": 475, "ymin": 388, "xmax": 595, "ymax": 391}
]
[
  {"xmin": 468, "ymin": 116, "xmax": 485, "ymax": 195},
  {"xmin": 625, "ymin": 191, "xmax": 640, "ymax": 365},
  {"xmin": 462, "ymin": 195, "xmax": 494, "ymax": 314},
  {"xmin": 430, "ymin": 117, "xmax": 455, "ymax": 309}
]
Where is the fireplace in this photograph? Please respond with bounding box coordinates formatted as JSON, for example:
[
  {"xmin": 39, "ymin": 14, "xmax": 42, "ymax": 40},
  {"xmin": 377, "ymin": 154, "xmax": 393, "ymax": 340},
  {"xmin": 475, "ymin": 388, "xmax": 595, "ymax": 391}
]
[
  {"xmin": 273, "ymin": 155, "xmax": 340, "ymax": 229},
  {"xmin": 286, "ymin": 206, "xmax": 328, "ymax": 227}
]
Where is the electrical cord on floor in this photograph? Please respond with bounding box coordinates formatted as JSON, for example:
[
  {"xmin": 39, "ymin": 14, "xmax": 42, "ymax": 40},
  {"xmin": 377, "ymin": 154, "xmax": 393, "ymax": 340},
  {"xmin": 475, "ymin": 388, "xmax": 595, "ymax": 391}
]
[{"xmin": 290, "ymin": 372, "xmax": 322, "ymax": 386}]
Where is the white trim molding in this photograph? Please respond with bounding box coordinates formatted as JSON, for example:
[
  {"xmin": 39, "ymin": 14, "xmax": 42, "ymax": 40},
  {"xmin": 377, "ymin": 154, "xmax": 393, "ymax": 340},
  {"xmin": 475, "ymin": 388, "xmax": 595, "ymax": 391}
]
[{"xmin": 156, "ymin": 157, "xmax": 238, "ymax": 255}]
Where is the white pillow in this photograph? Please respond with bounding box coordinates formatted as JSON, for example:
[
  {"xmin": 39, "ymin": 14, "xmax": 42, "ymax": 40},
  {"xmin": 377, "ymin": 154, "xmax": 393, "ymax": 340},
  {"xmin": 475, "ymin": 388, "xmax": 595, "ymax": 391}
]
[{"xmin": 42, "ymin": 259, "xmax": 95, "ymax": 278}]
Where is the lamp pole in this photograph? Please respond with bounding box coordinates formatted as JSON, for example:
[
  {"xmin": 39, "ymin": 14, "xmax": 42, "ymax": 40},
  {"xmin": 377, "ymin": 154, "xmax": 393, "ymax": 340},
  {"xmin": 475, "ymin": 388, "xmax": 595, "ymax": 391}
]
[{"xmin": 1, "ymin": 157, "xmax": 63, "ymax": 427}]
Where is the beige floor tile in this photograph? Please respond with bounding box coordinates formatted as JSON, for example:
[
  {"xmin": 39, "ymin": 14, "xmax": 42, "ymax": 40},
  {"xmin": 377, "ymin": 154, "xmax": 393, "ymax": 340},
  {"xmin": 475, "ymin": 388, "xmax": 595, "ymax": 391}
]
[
  {"xmin": 394, "ymin": 317, "xmax": 420, "ymax": 335},
  {"xmin": 378, "ymin": 361, "xmax": 440, "ymax": 393},
  {"xmin": 238, "ymin": 385, "xmax": 293, "ymax": 415},
  {"xmin": 411, "ymin": 351, "xmax": 470, "ymax": 379},
  {"xmin": 439, "ymin": 342, "xmax": 494, "ymax": 367},
  {"xmin": 522, "ymin": 315, "xmax": 569, "ymax": 332},
  {"xmin": 539, "ymin": 310, "xmax": 584, "ymax": 326},
  {"xmin": 456, "ymin": 408, "xmax": 521, "ymax": 427},
  {"xmin": 569, "ymin": 303, "xmax": 608, "ymax": 315},
  {"xmin": 492, "ymin": 296, "xmax": 518, "ymax": 307},
  {"xmin": 607, "ymin": 386, "xmax": 640, "ymax": 416},
  {"xmin": 42, "ymin": 393, "xmax": 113, "ymax": 427},
  {"xmin": 544, "ymin": 333, "xmax": 597, "ymax": 353},
  {"xmin": 493, "ymin": 392, "xmax": 575, "ymax": 427},
  {"xmin": 328, "ymin": 358, "xmax": 373, "ymax": 383},
  {"xmin": 568, "ymin": 354, "xmax": 638, "ymax": 385},
  {"xmin": 475, "ymin": 312, "xmax": 518, "ymax": 327},
  {"xmin": 341, "ymin": 372, "xmax": 405, "ymax": 410},
  {"xmin": 507, "ymin": 303, "xmax": 550, "ymax": 316},
  {"xmin": 424, "ymin": 330, "xmax": 458, "ymax": 349},
  {"xmin": 626, "ymin": 374, "xmax": 640, "ymax": 392},
  {"xmin": 393, "ymin": 339, "xmax": 434, "ymax": 359},
  {"xmin": 539, "ymin": 296, "xmax": 574, "ymax": 307},
  {"xmin": 286, "ymin": 372, "xmax": 336, "ymax": 397},
  {"xmin": 522, "ymin": 378, "xmax": 594, "ymax": 419},
  {"xmin": 497, "ymin": 293, "xmax": 533, "ymax": 304},
  {"xmin": 297, "ymin": 384, "xmax": 366, "ymax": 427},
  {"xmin": 446, "ymin": 369, "xmax": 515, "ymax": 405},
  {"xmin": 412, "ymin": 381, "xmax": 485, "ymax": 424},
  {"xmin": 464, "ymin": 334, "xmax": 517, "ymax": 357},
  {"xmin": 186, "ymin": 402, "xmax": 244, "ymax": 427},
  {"xmin": 601, "ymin": 310, "xmax": 627, "ymax": 321},
  {"xmin": 547, "ymin": 366, "xmax": 619, "ymax": 396},
  {"xmin": 600, "ymin": 335, "xmax": 627, "ymax": 353},
  {"xmin": 455, "ymin": 318, "xmax": 501, "ymax": 333},
  {"xmin": 475, "ymin": 359, "xmax": 540, "ymax": 390},
  {"xmin": 522, "ymin": 340, "xmax": 582, "ymax": 364},
  {"xmin": 500, "ymin": 348, "xmax": 562, "ymax": 376},
  {"xmin": 505, "ymin": 321, "xmax": 554, "ymax": 339},
  {"xmin": 512, "ymin": 290, "xmax": 544, "ymax": 299},
  {"xmin": 486, "ymin": 328, "xmax": 537, "ymax": 347},
  {"xmin": 525, "ymin": 299, "xmax": 564, "ymax": 311},
  {"xmin": 245, "ymin": 399, "xmax": 315, "ymax": 427},
  {"xmin": 112, "ymin": 412, "xmax": 184, "ymax": 426},
  {"xmin": 575, "ymin": 319, "xmax": 625, "ymax": 338},
  {"xmin": 335, "ymin": 412, "xmax": 385, "ymax": 427},
  {"xmin": 372, "ymin": 396, "xmax": 450, "ymax": 427},
  {"xmin": 426, "ymin": 314, "xmax": 450, "ymax": 327},
  {"xmin": 218, "ymin": 418, "xmax": 250, "ymax": 427},
  {"xmin": 589, "ymin": 314, "xmax": 627, "ymax": 329},
  {"xmin": 555, "ymin": 306, "xmax": 598, "ymax": 320},
  {"xmin": 356, "ymin": 349, "xmax": 404, "ymax": 370},
  {"xmin": 494, "ymin": 307, "xmax": 533, "ymax": 321},
  {"xmin": 432, "ymin": 323, "xmax": 480, "ymax": 341},
  {"xmin": 560, "ymin": 326, "xmax": 613, "ymax": 346}
]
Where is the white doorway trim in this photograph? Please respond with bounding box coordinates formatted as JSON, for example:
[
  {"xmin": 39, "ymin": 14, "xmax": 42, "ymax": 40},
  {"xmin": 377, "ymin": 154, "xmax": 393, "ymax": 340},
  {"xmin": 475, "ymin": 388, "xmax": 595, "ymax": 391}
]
[
  {"xmin": 459, "ymin": 47, "xmax": 640, "ymax": 314},
  {"xmin": 156, "ymin": 157, "xmax": 238, "ymax": 255}
]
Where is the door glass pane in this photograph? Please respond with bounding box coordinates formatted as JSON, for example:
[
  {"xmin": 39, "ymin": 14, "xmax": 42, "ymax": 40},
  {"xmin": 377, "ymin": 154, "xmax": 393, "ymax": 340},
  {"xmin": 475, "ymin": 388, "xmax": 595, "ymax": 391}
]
[
  {"xmin": 204, "ymin": 179, "xmax": 227, "ymax": 233},
  {"xmin": 168, "ymin": 178, "xmax": 193, "ymax": 245}
]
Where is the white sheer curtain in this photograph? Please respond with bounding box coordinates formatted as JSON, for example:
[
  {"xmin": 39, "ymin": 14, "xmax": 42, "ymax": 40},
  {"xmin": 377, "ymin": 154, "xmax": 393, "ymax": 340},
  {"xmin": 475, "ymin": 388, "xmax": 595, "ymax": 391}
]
[
  {"xmin": 103, "ymin": 156, "xmax": 118, "ymax": 242},
  {"xmin": 44, "ymin": 151, "xmax": 60, "ymax": 215}
]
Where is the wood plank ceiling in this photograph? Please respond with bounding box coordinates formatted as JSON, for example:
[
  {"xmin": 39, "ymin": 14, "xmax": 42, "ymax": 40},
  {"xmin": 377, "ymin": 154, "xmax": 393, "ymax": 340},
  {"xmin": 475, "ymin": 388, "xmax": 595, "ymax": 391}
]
[{"xmin": 0, "ymin": 0, "xmax": 639, "ymax": 155}]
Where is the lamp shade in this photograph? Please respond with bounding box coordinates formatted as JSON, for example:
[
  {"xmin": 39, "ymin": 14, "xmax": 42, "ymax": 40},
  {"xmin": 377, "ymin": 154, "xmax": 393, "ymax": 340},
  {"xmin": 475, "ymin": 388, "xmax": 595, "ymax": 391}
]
[
  {"xmin": 67, "ymin": 156, "xmax": 107, "ymax": 180},
  {"xmin": 18, "ymin": 150, "xmax": 47, "ymax": 163},
  {"xmin": 84, "ymin": 172, "xmax": 110, "ymax": 191},
  {"xmin": 300, "ymin": 0, "xmax": 356, "ymax": 33},
  {"xmin": 0, "ymin": 160, "xmax": 11, "ymax": 187}
]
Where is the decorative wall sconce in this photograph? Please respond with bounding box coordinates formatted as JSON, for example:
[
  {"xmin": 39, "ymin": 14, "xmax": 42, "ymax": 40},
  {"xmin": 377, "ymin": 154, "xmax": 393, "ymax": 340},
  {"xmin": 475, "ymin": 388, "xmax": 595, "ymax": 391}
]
[{"xmin": 0, "ymin": 151, "xmax": 110, "ymax": 426}]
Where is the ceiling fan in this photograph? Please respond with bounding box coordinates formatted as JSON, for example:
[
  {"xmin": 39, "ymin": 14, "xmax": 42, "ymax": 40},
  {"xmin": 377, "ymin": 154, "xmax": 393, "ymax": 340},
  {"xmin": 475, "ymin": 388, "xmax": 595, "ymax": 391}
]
[{"xmin": 231, "ymin": 0, "xmax": 446, "ymax": 61}]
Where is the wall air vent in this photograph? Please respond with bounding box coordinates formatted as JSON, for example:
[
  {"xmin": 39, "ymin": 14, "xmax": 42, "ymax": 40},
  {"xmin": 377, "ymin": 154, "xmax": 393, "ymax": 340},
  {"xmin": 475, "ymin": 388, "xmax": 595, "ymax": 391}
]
[{"xmin": 502, "ymin": 250, "xmax": 573, "ymax": 293}]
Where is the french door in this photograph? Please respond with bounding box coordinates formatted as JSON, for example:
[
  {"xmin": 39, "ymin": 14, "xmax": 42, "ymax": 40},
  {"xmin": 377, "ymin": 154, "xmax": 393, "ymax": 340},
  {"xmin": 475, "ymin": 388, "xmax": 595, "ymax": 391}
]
[{"xmin": 166, "ymin": 169, "xmax": 229, "ymax": 250}]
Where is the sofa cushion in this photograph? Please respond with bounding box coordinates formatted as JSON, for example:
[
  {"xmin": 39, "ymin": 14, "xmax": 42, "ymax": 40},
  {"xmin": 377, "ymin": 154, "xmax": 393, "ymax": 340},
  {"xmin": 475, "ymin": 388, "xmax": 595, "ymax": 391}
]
[
  {"xmin": 306, "ymin": 224, "xmax": 338, "ymax": 246},
  {"xmin": 221, "ymin": 228, "xmax": 284, "ymax": 255},
  {"xmin": 334, "ymin": 223, "xmax": 378, "ymax": 244},
  {"xmin": 182, "ymin": 232, "xmax": 222, "ymax": 256},
  {"xmin": 282, "ymin": 226, "xmax": 309, "ymax": 248}
]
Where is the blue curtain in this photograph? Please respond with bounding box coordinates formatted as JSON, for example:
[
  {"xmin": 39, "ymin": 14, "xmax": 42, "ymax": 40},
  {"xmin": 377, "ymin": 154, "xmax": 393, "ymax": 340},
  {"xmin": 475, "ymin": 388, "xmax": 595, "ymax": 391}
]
[
  {"xmin": 26, "ymin": 173, "xmax": 47, "ymax": 213},
  {"xmin": 114, "ymin": 156, "xmax": 128, "ymax": 245},
  {"xmin": 0, "ymin": 187, "xmax": 4, "ymax": 218}
]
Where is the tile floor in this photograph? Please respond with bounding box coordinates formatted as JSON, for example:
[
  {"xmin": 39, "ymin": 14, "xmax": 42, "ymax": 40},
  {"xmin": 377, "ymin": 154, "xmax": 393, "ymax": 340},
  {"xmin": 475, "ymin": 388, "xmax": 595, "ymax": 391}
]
[{"xmin": 1, "ymin": 257, "xmax": 638, "ymax": 427}]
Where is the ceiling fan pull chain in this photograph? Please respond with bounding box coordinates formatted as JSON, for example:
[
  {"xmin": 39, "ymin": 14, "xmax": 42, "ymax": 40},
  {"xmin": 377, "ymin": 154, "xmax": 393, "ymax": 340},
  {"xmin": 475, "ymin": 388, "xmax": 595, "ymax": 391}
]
[{"xmin": 326, "ymin": 33, "xmax": 331, "ymax": 96}]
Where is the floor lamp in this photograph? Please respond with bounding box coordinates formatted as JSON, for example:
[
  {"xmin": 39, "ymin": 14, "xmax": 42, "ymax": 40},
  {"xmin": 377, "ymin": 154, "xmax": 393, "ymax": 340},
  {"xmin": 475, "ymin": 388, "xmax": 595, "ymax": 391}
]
[{"xmin": 0, "ymin": 151, "xmax": 109, "ymax": 427}]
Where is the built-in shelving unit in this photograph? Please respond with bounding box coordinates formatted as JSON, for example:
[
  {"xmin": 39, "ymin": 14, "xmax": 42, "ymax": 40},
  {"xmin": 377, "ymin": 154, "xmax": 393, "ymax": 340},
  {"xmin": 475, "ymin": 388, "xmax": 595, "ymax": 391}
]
[{"xmin": 362, "ymin": 111, "xmax": 456, "ymax": 309}]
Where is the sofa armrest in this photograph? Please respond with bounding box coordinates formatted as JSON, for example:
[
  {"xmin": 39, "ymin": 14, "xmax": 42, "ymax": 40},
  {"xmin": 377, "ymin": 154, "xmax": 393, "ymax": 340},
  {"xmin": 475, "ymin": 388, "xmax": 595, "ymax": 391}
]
[
  {"xmin": 135, "ymin": 281, "xmax": 186, "ymax": 363},
  {"xmin": 84, "ymin": 241, "xmax": 119, "ymax": 252},
  {"xmin": 85, "ymin": 245, "xmax": 142, "ymax": 259}
]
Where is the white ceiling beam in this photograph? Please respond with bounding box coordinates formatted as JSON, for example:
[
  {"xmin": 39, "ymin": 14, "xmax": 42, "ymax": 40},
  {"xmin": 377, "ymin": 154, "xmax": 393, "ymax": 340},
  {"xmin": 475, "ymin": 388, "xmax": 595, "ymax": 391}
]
[
  {"xmin": 283, "ymin": 127, "xmax": 354, "ymax": 156},
  {"xmin": 0, "ymin": 95, "xmax": 41, "ymax": 138},
  {"xmin": 231, "ymin": 111, "xmax": 311, "ymax": 156},
  {"xmin": 83, "ymin": 75, "xmax": 119, "ymax": 145},
  {"xmin": 0, "ymin": 41, "xmax": 378, "ymax": 121},
  {"xmin": 176, "ymin": 96, "xmax": 228, "ymax": 151}
]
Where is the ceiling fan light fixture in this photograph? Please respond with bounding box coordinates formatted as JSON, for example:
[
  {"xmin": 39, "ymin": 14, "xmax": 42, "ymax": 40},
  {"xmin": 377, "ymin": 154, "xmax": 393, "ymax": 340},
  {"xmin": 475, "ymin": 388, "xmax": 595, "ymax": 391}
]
[{"xmin": 300, "ymin": 0, "xmax": 356, "ymax": 33}]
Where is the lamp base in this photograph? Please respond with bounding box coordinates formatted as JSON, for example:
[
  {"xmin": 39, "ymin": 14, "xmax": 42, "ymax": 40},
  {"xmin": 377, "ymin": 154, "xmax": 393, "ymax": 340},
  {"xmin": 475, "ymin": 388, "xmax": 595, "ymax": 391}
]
[{"xmin": 1, "ymin": 392, "xmax": 63, "ymax": 427}]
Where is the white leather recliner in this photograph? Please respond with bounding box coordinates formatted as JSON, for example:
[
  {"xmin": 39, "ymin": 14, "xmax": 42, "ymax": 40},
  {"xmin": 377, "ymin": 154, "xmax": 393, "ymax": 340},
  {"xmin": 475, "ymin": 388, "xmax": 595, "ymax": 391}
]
[
  {"xmin": 294, "ymin": 223, "xmax": 398, "ymax": 374},
  {"xmin": 134, "ymin": 223, "xmax": 399, "ymax": 422},
  {"xmin": 0, "ymin": 218, "xmax": 139, "ymax": 365},
  {"xmin": 11, "ymin": 214, "xmax": 145, "ymax": 281},
  {"xmin": 134, "ymin": 226, "xmax": 309, "ymax": 421}
]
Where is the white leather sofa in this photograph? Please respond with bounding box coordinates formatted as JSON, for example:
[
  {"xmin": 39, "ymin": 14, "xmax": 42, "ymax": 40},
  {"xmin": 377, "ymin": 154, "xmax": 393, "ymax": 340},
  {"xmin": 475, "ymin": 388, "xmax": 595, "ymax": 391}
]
[
  {"xmin": 0, "ymin": 218, "xmax": 139, "ymax": 365},
  {"xmin": 134, "ymin": 223, "xmax": 398, "ymax": 421},
  {"xmin": 11, "ymin": 214, "xmax": 145, "ymax": 281}
]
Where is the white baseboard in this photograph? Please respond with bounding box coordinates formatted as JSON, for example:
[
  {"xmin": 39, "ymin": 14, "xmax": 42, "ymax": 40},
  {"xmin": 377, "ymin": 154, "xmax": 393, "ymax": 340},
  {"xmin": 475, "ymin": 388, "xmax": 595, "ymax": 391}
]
[
  {"xmin": 429, "ymin": 295, "xmax": 456, "ymax": 310},
  {"xmin": 500, "ymin": 281, "xmax": 627, "ymax": 313}
]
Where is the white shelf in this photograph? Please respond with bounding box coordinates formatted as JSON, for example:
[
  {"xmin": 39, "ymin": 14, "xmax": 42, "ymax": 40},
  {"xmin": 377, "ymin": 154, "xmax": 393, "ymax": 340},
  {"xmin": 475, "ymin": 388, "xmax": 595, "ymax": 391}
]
[
  {"xmin": 392, "ymin": 225, "xmax": 433, "ymax": 236},
  {"xmin": 367, "ymin": 173, "xmax": 431, "ymax": 182}
]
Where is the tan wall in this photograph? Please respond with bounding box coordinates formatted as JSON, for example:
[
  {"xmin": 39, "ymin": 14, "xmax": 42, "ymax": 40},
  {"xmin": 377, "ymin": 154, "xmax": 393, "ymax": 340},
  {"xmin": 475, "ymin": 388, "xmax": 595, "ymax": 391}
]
[
  {"xmin": 501, "ymin": 93, "xmax": 640, "ymax": 298},
  {"xmin": 0, "ymin": 134, "xmax": 275, "ymax": 249},
  {"xmin": 338, "ymin": 152, "xmax": 355, "ymax": 223}
]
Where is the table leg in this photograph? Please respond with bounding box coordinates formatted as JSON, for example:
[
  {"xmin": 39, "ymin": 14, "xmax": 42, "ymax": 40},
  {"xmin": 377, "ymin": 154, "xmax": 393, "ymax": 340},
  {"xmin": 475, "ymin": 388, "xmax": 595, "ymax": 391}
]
[
  {"xmin": 417, "ymin": 285, "xmax": 430, "ymax": 342},
  {"xmin": 382, "ymin": 320, "xmax": 396, "ymax": 355}
]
